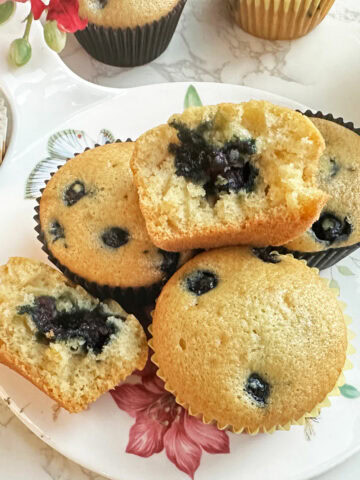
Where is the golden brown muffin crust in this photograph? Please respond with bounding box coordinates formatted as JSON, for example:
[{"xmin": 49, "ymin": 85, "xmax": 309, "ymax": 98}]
[
  {"xmin": 152, "ymin": 247, "xmax": 347, "ymax": 432},
  {"xmin": 79, "ymin": 0, "xmax": 181, "ymax": 29}
]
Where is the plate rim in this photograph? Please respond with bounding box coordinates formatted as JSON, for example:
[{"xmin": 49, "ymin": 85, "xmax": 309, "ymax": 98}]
[{"xmin": 0, "ymin": 80, "xmax": 358, "ymax": 480}]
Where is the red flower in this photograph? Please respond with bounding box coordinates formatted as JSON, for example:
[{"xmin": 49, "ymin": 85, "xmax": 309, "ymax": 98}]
[
  {"xmin": 111, "ymin": 360, "xmax": 230, "ymax": 479},
  {"xmin": 30, "ymin": 0, "xmax": 46, "ymax": 19},
  {"xmin": 27, "ymin": 0, "xmax": 87, "ymax": 33},
  {"xmin": 46, "ymin": 0, "xmax": 87, "ymax": 33}
]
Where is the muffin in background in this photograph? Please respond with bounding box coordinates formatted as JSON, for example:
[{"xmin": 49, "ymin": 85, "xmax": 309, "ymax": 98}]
[
  {"xmin": 228, "ymin": 0, "xmax": 335, "ymax": 40},
  {"xmin": 150, "ymin": 247, "xmax": 351, "ymax": 434},
  {"xmin": 282, "ymin": 112, "xmax": 360, "ymax": 269},
  {"xmin": 76, "ymin": 0, "xmax": 187, "ymax": 67}
]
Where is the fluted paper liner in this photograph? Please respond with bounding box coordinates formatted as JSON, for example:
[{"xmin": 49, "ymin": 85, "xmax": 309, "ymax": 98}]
[
  {"xmin": 279, "ymin": 110, "xmax": 360, "ymax": 270},
  {"xmin": 75, "ymin": 0, "xmax": 186, "ymax": 67},
  {"xmin": 228, "ymin": 0, "xmax": 335, "ymax": 40},
  {"xmin": 149, "ymin": 268, "xmax": 355, "ymax": 435}
]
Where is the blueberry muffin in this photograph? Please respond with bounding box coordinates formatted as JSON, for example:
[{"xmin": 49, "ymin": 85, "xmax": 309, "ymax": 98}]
[
  {"xmin": 283, "ymin": 113, "xmax": 360, "ymax": 269},
  {"xmin": 76, "ymin": 0, "xmax": 187, "ymax": 67},
  {"xmin": 0, "ymin": 257, "xmax": 147, "ymax": 413},
  {"xmin": 37, "ymin": 142, "xmax": 192, "ymax": 313},
  {"xmin": 150, "ymin": 247, "xmax": 349, "ymax": 433},
  {"xmin": 131, "ymin": 100, "xmax": 327, "ymax": 251},
  {"xmin": 228, "ymin": 0, "xmax": 335, "ymax": 40}
]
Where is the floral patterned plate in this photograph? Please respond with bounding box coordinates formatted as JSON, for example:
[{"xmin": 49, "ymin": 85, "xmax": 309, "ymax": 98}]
[{"xmin": 0, "ymin": 82, "xmax": 359, "ymax": 480}]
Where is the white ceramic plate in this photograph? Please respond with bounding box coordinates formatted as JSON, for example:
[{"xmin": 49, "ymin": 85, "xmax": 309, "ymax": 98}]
[{"xmin": 0, "ymin": 82, "xmax": 359, "ymax": 480}]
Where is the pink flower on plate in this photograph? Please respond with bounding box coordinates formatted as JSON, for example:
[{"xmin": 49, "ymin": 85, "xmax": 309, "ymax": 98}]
[{"xmin": 111, "ymin": 360, "xmax": 230, "ymax": 479}]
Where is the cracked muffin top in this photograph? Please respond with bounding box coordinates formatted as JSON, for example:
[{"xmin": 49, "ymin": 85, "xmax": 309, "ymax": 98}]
[
  {"xmin": 39, "ymin": 142, "xmax": 192, "ymax": 289},
  {"xmin": 151, "ymin": 246, "xmax": 348, "ymax": 433},
  {"xmin": 286, "ymin": 117, "xmax": 360, "ymax": 252}
]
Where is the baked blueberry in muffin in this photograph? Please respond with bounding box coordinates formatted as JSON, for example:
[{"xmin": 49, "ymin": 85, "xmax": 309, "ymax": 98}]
[
  {"xmin": 37, "ymin": 142, "xmax": 193, "ymax": 313},
  {"xmin": 131, "ymin": 100, "xmax": 327, "ymax": 251},
  {"xmin": 150, "ymin": 247, "xmax": 349, "ymax": 433},
  {"xmin": 284, "ymin": 113, "xmax": 360, "ymax": 268}
]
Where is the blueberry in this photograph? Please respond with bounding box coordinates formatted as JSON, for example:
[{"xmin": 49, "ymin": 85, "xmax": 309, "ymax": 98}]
[
  {"xmin": 18, "ymin": 295, "xmax": 122, "ymax": 354},
  {"xmin": 158, "ymin": 249, "xmax": 180, "ymax": 278},
  {"xmin": 185, "ymin": 270, "xmax": 218, "ymax": 296},
  {"xmin": 311, "ymin": 212, "xmax": 352, "ymax": 245},
  {"xmin": 252, "ymin": 247, "xmax": 281, "ymax": 264},
  {"xmin": 328, "ymin": 158, "xmax": 340, "ymax": 178},
  {"xmin": 101, "ymin": 227, "xmax": 130, "ymax": 249},
  {"xmin": 49, "ymin": 220, "xmax": 65, "ymax": 243},
  {"xmin": 63, "ymin": 180, "xmax": 86, "ymax": 206},
  {"xmin": 98, "ymin": 0, "xmax": 108, "ymax": 7},
  {"xmin": 169, "ymin": 122, "xmax": 258, "ymax": 200},
  {"xmin": 229, "ymin": 138, "xmax": 257, "ymax": 156},
  {"xmin": 217, "ymin": 160, "xmax": 258, "ymax": 194},
  {"xmin": 245, "ymin": 373, "xmax": 270, "ymax": 407}
]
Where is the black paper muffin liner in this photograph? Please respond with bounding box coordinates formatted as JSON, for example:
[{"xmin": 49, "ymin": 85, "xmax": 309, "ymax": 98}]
[
  {"xmin": 280, "ymin": 110, "xmax": 360, "ymax": 270},
  {"xmin": 74, "ymin": 0, "xmax": 187, "ymax": 67},
  {"xmin": 33, "ymin": 140, "xmax": 165, "ymax": 333},
  {"xmin": 258, "ymin": 244, "xmax": 360, "ymax": 270}
]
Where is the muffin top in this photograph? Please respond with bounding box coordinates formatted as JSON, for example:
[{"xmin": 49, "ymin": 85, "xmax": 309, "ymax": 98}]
[
  {"xmin": 151, "ymin": 247, "xmax": 348, "ymax": 433},
  {"xmin": 286, "ymin": 117, "xmax": 360, "ymax": 252},
  {"xmin": 79, "ymin": 0, "xmax": 181, "ymax": 29},
  {"xmin": 39, "ymin": 142, "xmax": 190, "ymax": 289}
]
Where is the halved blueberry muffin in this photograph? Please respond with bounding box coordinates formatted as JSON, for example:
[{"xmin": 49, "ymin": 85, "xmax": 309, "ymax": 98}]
[
  {"xmin": 0, "ymin": 257, "xmax": 147, "ymax": 413},
  {"xmin": 131, "ymin": 100, "xmax": 327, "ymax": 251},
  {"xmin": 150, "ymin": 247, "xmax": 349, "ymax": 433},
  {"xmin": 36, "ymin": 142, "xmax": 193, "ymax": 314}
]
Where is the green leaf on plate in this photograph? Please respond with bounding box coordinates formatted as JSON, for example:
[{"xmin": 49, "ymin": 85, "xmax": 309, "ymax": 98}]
[
  {"xmin": 184, "ymin": 85, "xmax": 203, "ymax": 110},
  {"xmin": 339, "ymin": 384, "xmax": 360, "ymax": 399},
  {"xmin": 337, "ymin": 266, "xmax": 355, "ymax": 276},
  {"xmin": 329, "ymin": 279, "xmax": 339, "ymax": 290},
  {"xmin": 0, "ymin": 1, "xmax": 15, "ymax": 25}
]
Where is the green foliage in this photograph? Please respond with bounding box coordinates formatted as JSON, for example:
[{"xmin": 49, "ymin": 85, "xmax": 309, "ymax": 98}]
[
  {"xmin": 44, "ymin": 20, "xmax": 66, "ymax": 53},
  {"xmin": 184, "ymin": 85, "xmax": 203, "ymax": 109},
  {"xmin": 0, "ymin": 1, "xmax": 15, "ymax": 25},
  {"xmin": 340, "ymin": 384, "xmax": 360, "ymax": 399},
  {"xmin": 337, "ymin": 265, "xmax": 355, "ymax": 276},
  {"xmin": 8, "ymin": 38, "xmax": 32, "ymax": 67}
]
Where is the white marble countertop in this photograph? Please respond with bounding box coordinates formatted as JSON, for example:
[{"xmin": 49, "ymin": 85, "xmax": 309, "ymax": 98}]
[{"xmin": 1, "ymin": 0, "xmax": 360, "ymax": 478}]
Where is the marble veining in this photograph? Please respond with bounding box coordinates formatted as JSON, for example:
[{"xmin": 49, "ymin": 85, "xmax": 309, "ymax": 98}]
[{"xmin": 60, "ymin": 0, "xmax": 360, "ymax": 125}]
